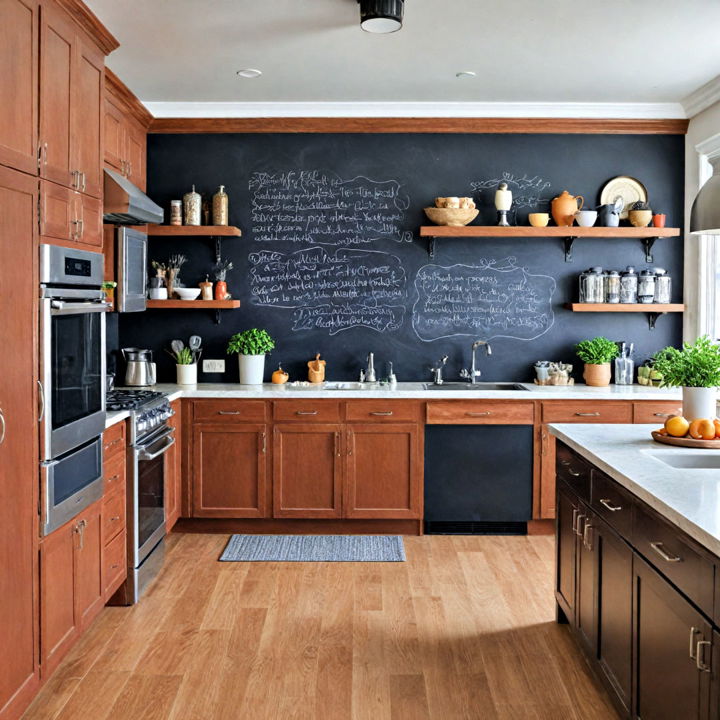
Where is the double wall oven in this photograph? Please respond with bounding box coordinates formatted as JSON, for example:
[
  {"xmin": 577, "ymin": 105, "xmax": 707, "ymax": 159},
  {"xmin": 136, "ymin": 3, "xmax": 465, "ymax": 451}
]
[{"xmin": 39, "ymin": 244, "xmax": 107, "ymax": 535}]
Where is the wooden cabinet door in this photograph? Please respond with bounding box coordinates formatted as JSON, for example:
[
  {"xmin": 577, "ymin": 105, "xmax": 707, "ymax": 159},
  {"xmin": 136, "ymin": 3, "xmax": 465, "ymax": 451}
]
[
  {"xmin": 633, "ymin": 556, "xmax": 712, "ymax": 720},
  {"xmin": 575, "ymin": 506, "xmax": 597, "ymax": 657},
  {"xmin": 273, "ymin": 424, "xmax": 343, "ymax": 518},
  {"xmin": 555, "ymin": 484, "xmax": 577, "ymax": 623},
  {"xmin": 594, "ymin": 517, "xmax": 633, "ymax": 714},
  {"xmin": 103, "ymin": 95, "xmax": 125, "ymax": 172},
  {"xmin": 345, "ymin": 423, "xmax": 421, "ymax": 519},
  {"xmin": 0, "ymin": 0, "xmax": 39, "ymax": 175},
  {"xmin": 77, "ymin": 192, "xmax": 103, "ymax": 247},
  {"xmin": 71, "ymin": 35, "xmax": 103, "ymax": 198},
  {"xmin": 165, "ymin": 400, "xmax": 182, "ymax": 531},
  {"xmin": 39, "ymin": 179, "xmax": 74, "ymax": 241},
  {"xmin": 125, "ymin": 120, "xmax": 146, "ymax": 191},
  {"xmin": 40, "ymin": 522, "xmax": 77, "ymax": 677},
  {"xmin": 39, "ymin": 1, "xmax": 74, "ymax": 188},
  {"xmin": 74, "ymin": 503, "xmax": 103, "ymax": 629},
  {"xmin": 192, "ymin": 424, "xmax": 268, "ymax": 518},
  {"xmin": 0, "ymin": 166, "xmax": 39, "ymax": 715}
]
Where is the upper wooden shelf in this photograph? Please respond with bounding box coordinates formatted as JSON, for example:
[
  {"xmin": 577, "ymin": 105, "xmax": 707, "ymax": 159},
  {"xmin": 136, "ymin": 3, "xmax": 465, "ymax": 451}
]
[
  {"xmin": 148, "ymin": 225, "xmax": 242, "ymax": 237},
  {"xmin": 146, "ymin": 299, "xmax": 240, "ymax": 309}
]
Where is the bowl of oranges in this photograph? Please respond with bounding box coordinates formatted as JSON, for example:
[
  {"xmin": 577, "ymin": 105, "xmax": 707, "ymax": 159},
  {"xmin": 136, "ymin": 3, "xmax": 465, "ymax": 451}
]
[{"xmin": 652, "ymin": 415, "xmax": 720, "ymax": 448}]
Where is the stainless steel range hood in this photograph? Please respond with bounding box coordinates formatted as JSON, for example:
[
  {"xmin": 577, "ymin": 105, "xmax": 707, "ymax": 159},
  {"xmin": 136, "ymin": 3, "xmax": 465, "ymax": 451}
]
[{"xmin": 103, "ymin": 168, "xmax": 164, "ymax": 225}]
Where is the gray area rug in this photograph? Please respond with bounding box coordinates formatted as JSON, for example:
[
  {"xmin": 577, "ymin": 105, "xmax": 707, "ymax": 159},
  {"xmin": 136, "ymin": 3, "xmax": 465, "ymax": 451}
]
[{"xmin": 219, "ymin": 534, "xmax": 406, "ymax": 562}]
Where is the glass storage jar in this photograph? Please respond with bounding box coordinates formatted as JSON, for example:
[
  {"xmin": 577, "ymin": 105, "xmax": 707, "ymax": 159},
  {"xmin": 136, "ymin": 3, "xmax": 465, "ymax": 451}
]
[
  {"xmin": 638, "ymin": 270, "xmax": 656, "ymax": 304},
  {"xmin": 620, "ymin": 266, "xmax": 638, "ymax": 304}
]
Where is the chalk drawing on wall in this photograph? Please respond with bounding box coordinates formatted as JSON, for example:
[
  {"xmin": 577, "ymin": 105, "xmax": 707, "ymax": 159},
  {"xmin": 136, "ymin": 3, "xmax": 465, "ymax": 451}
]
[{"xmin": 470, "ymin": 172, "xmax": 553, "ymax": 210}]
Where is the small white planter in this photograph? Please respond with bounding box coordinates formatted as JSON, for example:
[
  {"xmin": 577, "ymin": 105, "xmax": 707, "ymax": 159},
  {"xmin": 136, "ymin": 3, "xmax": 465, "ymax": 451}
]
[
  {"xmin": 176, "ymin": 363, "xmax": 197, "ymax": 385},
  {"xmin": 238, "ymin": 354, "xmax": 266, "ymax": 384},
  {"xmin": 682, "ymin": 386, "xmax": 717, "ymax": 421}
]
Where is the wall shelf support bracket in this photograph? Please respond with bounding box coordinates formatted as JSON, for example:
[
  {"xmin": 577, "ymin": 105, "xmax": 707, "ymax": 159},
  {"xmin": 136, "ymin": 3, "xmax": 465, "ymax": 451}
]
[
  {"xmin": 643, "ymin": 237, "xmax": 657, "ymax": 264},
  {"xmin": 214, "ymin": 309, "xmax": 222, "ymax": 325},
  {"xmin": 428, "ymin": 237, "xmax": 437, "ymax": 260},
  {"xmin": 647, "ymin": 311, "xmax": 665, "ymax": 330},
  {"xmin": 214, "ymin": 237, "xmax": 222, "ymax": 264},
  {"xmin": 564, "ymin": 236, "xmax": 577, "ymax": 262}
]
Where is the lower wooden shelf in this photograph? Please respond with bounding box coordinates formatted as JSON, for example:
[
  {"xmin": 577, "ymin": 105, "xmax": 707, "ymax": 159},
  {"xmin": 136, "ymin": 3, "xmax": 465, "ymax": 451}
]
[
  {"xmin": 564, "ymin": 303, "xmax": 684, "ymax": 330},
  {"xmin": 146, "ymin": 300, "xmax": 241, "ymax": 309}
]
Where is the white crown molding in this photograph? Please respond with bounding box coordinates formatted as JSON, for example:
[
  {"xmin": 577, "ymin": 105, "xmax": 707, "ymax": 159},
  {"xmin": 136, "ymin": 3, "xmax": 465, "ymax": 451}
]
[
  {"xmin": 143, "ymin": 100, "xmax": 686, "ymax": 119},
  {"xmin": 683, "ymin": 74, "xmax": 720, "ymax": 118}
]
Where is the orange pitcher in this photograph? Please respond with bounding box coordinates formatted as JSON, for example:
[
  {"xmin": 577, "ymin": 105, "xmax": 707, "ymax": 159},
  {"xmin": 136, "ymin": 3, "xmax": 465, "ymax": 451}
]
[{"xmin": 551, "ymin": 191, "xmax": 584, "ymax": 227}]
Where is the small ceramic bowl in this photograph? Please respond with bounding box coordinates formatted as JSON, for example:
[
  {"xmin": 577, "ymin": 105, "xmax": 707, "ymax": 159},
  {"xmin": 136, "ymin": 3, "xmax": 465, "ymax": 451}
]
[
  {"xmin": 628, "ymin": 209, "xmax": 653, "ymax": 228},
  {"xmin": 528, "ymin": 212, "xmax": 550, "ymax": 227},
  {"xmin": 175, "ymin": 287, "xmax": 202, "ymax": 300},
  {"xmin": 424, "ymin": 207, "xmax": 479, "ymax": 226},
  {"xmin": 575, "ymin": 209, "xmax": 598, "ymax": 227}
]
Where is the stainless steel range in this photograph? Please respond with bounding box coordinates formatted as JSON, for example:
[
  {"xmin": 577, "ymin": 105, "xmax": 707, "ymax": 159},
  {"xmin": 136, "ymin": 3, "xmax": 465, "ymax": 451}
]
[{"xmin": 107, "ymin": 389, "xmax": 175, "ymax": 604}]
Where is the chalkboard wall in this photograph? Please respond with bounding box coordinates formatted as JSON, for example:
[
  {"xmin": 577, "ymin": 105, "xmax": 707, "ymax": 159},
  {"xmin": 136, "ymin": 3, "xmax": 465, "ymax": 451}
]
[{"xmin": 116, "ymin": 132, "xmax": 684, "ymax": 384}]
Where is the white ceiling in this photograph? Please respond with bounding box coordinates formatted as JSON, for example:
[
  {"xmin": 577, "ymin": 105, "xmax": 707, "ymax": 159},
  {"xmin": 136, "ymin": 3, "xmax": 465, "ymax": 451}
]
[{"xmin": 87, "ymin": 0, "xmax": 720, "ymax": 116}]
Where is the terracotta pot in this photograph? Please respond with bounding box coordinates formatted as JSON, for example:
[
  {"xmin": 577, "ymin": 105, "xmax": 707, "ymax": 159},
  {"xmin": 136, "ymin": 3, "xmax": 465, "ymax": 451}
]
[
  {"xmin": 652, "ymin": 213, "xmax": 667, "ymax": 228},
  {"xmin": 551, "ymin": 191, "xmax": 584, "ymax": 227},
  {"xmin": 214, "ymin": 280, "xmax": 228, "ymax": 300},
  {"xmin": 583, "ymin": 363, "xmax": 611, "ymax": 387}
]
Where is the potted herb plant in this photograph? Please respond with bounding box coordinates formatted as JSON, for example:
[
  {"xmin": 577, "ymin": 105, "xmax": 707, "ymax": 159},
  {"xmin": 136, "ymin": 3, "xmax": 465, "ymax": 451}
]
[
  {"xmin": 167, "ymin": 345, "xmax": 197, "ymax": 385},
  {"xmin": 651, "ymin": 336, "xmax": 720, "ymax": 420},
  {"xmin": 227, "ymin": 328, "xmax": 275, "ymax": 384},
  {"xmin": 575, "ymin": 336, "xmax": 619, "ymax": 387}
]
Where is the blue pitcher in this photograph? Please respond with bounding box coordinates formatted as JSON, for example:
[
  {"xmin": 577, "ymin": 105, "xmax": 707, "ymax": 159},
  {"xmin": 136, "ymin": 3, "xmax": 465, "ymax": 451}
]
[{"xmin": 597, "ymin": 203, "xmax": 621, "ymax": 227}]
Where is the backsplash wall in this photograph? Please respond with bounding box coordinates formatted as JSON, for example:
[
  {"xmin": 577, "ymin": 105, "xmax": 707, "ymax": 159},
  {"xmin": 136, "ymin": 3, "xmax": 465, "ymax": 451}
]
[{"xmin": 117, "ymin": 132, "xmax": 684, "ymax": 384}]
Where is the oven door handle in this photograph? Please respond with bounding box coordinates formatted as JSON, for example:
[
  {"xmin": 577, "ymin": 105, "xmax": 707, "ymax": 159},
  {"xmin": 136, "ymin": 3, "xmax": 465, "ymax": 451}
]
[
  {"xmin": 138, "ymin": 436, "xmax": 175, "ymax": 461},
  {"xmin": 51, "ymin": 301, "xmax": 110, "ymax": 316}
]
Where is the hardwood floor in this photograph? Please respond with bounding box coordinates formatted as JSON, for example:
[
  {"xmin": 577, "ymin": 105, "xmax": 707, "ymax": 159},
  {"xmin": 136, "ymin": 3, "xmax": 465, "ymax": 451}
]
[{"xmin": 23, "ymin": 533, "xmax": 618, "ymax": 720}]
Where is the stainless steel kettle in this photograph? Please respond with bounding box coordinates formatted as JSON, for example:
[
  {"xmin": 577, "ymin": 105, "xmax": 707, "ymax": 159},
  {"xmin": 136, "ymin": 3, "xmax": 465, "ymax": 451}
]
[{"xmin": 122, "ymin": 347, "xmax": 156, "ymax": 387}]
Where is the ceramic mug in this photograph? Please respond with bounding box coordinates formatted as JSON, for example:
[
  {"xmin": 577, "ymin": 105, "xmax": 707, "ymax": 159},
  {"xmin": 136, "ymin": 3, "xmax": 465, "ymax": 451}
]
[
  {"xmin": 574, "ymin": 209, "xmax": 598, "ymax": 227},
  {"xmin": 528, "ymin": 212, "xmax": 550, "ymax": 227},
  {"xmin": 652, "ymin": 213, "xmax": 667, "ymax": 228},
  {"xmin": 597, "ymin": 204, "xmax": 620, "ymax": 227}
]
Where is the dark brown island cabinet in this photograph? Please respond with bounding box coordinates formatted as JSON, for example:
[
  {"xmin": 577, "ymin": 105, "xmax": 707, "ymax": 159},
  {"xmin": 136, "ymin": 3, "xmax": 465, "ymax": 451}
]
[{"xmin": 555, "ymin": 441, "xmax": 720, "ymax": 720}]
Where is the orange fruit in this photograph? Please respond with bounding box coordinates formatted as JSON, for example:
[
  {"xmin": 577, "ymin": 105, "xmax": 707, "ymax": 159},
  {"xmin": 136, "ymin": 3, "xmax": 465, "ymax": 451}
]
[
  {"xmin": 657, "ymin": 428, "xmax": 669, "ymax": 436},
  {"xmin": 689, "ymin": 418, "xmax": 716, "ymax": 440},
  {"xmin": 665, "ymin": 415, "xmax": 690, "ymax": 438},
  {"xmin": 714, "ymin": 419, "xmax": 720, "ymax": 437}
]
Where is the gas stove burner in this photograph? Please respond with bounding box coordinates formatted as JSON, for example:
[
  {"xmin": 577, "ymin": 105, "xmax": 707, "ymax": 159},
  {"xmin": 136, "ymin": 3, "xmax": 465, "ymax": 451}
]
[{"xmin": 106, "ymin": 389, "xmax": 163, "ymax": 411}]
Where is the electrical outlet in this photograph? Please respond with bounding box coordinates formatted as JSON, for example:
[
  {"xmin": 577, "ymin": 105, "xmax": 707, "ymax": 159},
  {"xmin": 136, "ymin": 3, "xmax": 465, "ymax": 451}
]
[{"xmin": 202, "ymin": 359, "xmax": 225, "ymax": 373}]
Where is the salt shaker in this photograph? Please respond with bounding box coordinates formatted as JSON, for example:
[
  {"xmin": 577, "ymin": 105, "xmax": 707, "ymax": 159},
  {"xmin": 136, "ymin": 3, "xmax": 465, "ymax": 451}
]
[
  {"xmin": 183, "ymin": 185, "xmax": 201, "ymax": 226},
  {"xmin": 654, "ymin": 268, "xmax": 672, "ymax": 304}
]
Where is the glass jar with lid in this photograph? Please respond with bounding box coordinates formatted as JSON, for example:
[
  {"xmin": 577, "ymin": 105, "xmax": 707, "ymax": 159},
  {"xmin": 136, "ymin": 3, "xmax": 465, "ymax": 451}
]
[
  {"xmin": 638, "ymin": 270, "xmax": 656, "ymax": 304},
  {"xmin": 654, "ymin": 268, "xmax": 672, "ymax": 304},
  {"xmin": 620, "ymin": 266, "xmax": 638, "ymax": 303},
  {"xmin": 605, "ymin": 270, "xmax": 620, "ymax": 303}
]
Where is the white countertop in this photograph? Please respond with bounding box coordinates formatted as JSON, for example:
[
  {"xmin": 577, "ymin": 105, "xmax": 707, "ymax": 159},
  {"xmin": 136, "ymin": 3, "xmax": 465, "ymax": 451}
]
[{"xmin": 549, "ymin": 423, "xmax": 720, "ymax": 557}]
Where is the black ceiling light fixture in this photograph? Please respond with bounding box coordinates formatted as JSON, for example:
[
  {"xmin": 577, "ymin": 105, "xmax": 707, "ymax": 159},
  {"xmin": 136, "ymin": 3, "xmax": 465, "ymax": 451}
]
[{"xmin": 358, "ymin": 0, "xmax": 404, "ymax": 33}]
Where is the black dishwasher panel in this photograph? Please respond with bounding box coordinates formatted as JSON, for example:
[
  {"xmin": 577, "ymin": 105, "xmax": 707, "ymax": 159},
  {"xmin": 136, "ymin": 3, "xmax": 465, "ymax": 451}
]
[{"xmin": 424, "ymin": 425, "xmax": 533, "ymax": 534}]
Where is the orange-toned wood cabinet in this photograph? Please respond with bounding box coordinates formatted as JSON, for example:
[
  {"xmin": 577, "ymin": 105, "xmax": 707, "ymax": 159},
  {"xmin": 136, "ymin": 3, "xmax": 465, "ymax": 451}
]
[
  {"xmin": 101, "ymin": 421, "xmax": 127, "ymax": 599},
  {"xmin": 165, "ymin": 400, "xmax": 183, "ymax": 531},
  {"xmin": 0, "ymin": 166, "xmax": 40, "ymax": 720}
]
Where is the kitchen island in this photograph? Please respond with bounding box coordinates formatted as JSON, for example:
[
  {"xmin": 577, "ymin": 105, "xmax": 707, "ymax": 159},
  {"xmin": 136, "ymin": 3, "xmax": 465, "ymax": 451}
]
[{"xmin": 549, "ymin": 423, "xmax": 720, "ymax": 720}]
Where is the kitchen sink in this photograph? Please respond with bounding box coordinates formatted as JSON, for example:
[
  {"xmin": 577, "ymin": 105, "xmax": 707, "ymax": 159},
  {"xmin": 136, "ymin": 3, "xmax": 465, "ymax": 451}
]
[
  {"xmin": 644, "ymin": 450, "xmax": 720, "ymax": 470},
  {"xmin": 422, "ymin": 382, "xmax": 530, "ymax": 391}
]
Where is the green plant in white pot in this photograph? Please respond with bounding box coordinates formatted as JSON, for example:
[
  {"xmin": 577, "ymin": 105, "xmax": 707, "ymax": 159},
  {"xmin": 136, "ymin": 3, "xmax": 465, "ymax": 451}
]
[
  {"xmin": 227, "ymin": 328, "xmax": 275, "ymax": 385},
  {"xmin": 168, "ymin": 346, "xmax": 197, "ymax": 385},
  {"xmin": 652, "ymin": 336, "xmax": 720, "ymax": 420},
  {"xmin": 575, "ymin": 336, "xmax": 619, "ymax": 387}
]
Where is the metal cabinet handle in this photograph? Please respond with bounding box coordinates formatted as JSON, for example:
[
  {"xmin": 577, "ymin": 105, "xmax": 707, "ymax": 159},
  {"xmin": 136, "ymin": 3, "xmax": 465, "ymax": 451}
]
[
  {"xmin": 650, "ymin": 541, "xmax": 682, "ymax": 563},
  {"xmin": 110, "ymin": 515, "xmax": 120, "ymax": 522},
  {"xmin": 111, "ymin": 563, "xmax": 120, "ymax": 570},
  {"xmin": 38, "ymin": 380, "xmax": 45, "ymax": 422},
  {"xmin": 654, "ymin": 412, "xmax": 672, "ymax": 418},
  {"xmin": 575, "ymin": 514, "xmax": 585, "ymax": 537},
  {"xmin": 70, "ymin": 170, "xmax": 78, "ymax": 189},
  {"xmin": 370, "ymin": 411, "xmax": 393, "ymax": 416},
  {"xmin": 121, "ymin": 160, "xmax": 126, "ymax": 176},
  {"xmin": 104, "ymin": 437, "xmax": 122, "ymax": 451},
  {"xmin": 260, "ymin": 432, "xmax": 266, "ymax": 454},
  {"xmin": 76, "ymin": 218, "xmax": 83, "ymax": 239},
  {"xmin": 218, "ymin": 410, "xmax": 241, "ymax": 415},
  {"xmin": 75, "ymin": 519, "xmax": 87, "ymax": 550},
  {"xmin": 107, "ymin": 474, "xmax": 119, "ymax": 484},
  {"xmin": 296, "ymin": 410, "xmax": 318, "ymax": 416},
  {"xmin": 599, "ymin": 498, "xmax": 622, "ymax": 512},
  {"xmin": 0, "ymin": 408, "xmax": 5, "ymax": 446},
  {"xmin": 567, "ymin": 467, "xmax": 581, "ymax": 477},
  {"xmin": 571, "ymin": 508, "xmax": 580, "ymax": 533},
  {"xmin": 697, "ymin": 640, "xmax": 712, "ymax": 672},
  {"xmin": 42, "ymin": 142, "xmax": 48, "ymax": 166},
  {"xmin": 690, "ymin": 627, "xmax": 700, "ymax": 659},
  {"xmin": 81, "ymin": 172, "xmax": 86, "ymax": 192},
  {"xmin": 127, "ymin": 161, "xmax": 132, "ymax": 178},
  {"xmin": 575, "ymin": 412, "xmax": 600, "ymax": 417},
  {"xmin": 466, "ymin": 411, "xmax": 491, "ymax": 417},
  {"xmin": 583, "ymin": 521, "xmax": 593, "ymax": 551},
  {"xmin": 347, "ymin": 430, "xmax": 354, "ymax": 456}
]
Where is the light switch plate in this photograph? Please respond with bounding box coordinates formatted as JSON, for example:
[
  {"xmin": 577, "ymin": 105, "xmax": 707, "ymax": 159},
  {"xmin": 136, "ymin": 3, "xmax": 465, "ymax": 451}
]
[{"xmin": 203, "ymin": 359, "xmax": 225, "ymax": 373}]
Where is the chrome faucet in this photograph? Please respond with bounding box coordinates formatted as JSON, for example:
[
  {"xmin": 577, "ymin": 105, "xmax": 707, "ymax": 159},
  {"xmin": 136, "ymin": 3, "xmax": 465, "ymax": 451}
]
[
  {"xmin": 460, "ymin": 341, "xmax": 492, "ymax": 383},
  {"xmin": 364, "ymin": 352, "xmax": 377, "ymax": 383},
  {"xmin": 429, "ymin": 355, "xmax": 449, "ymax": 385}
]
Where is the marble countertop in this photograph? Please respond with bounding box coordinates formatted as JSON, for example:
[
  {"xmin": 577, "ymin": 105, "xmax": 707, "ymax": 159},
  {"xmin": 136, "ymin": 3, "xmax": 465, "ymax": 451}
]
[{"xmin": 549, "ymin": 423, "xmax": 720, "ymax": 557}]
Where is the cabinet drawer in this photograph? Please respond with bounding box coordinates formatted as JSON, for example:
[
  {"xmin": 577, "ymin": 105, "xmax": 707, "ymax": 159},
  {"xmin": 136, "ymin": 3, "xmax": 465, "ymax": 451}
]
[
  {"xmin": 273, "ymin": 400, "xmax": 341, "ymax": 423},
  {"xmin": 543, "ymin": 401, "xmax": 632, "ymax": 424},
  {"xmin": 632, "ymin": 401, "xmax": 683, "ymax": 424},
  {"xmin": 426, "ymin": 400, "xmax": 534, "ymax": 425},
  {"xmin": 102, "ymin": 529, "xmax": 126, "ymax": 599},
  {"xmin": 103, "ymin": 451, "xmax": 125, "ymax": 497},
  {"xmin": 345, "ymin": 400, "xmax": 422, "ymax": 423},
  {"xmin": 193, "ymin": 400, "xmax": 267, "ymax": 423},
  {"xmin": 590, "ymin": 470, "xmax": 633, "ymax": 538},
  {"xmin": 556, "ymin": 442, "xmax": 591, "ymax": 502},
  {"xmin": 103, "ymin": 421, "xmax": 126, "ymax": 459},
  {"xmin": 633, "ymin": 503, "xmax": 714, "ymax": 616},
  {"xmin": 102, "ymin": 490, "xmax": 126, "ymax": 545}
]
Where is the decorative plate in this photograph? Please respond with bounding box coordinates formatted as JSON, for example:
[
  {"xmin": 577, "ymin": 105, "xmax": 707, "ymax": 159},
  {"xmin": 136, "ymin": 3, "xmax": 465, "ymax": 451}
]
[
  {"xmin": 651, "ymin": 431, "xmax": 720, "ymax": 449},
  {"xmin": 600, "ymin": 176, "xmax": 648, "ymax": 220}
]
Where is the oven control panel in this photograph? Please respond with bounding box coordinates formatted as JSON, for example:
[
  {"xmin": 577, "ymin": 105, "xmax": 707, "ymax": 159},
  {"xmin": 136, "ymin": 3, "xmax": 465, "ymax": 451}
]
[{"xmin": 133, "ymin": 400, "xmax": 174, "ymax": 442}]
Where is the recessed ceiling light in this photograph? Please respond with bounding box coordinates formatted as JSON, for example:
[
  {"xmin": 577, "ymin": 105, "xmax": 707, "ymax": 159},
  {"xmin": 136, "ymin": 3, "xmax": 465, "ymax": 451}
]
[
  {"xmin": 237, "ymin": 68, "xmax": 262, "ymax": 79},
  {"xmin": 456, "ymin": 71, "xmax": 477, "ymax": 79},
  {"xmin": 359, "ymin": 0, "xmax": 404, "ymax": 33}
]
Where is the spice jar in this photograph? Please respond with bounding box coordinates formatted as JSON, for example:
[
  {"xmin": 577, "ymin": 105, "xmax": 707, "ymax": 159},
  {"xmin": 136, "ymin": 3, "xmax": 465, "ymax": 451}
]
[
  {"xmin": 580, "ymin": 267, "xmax": 604, "ymax": 303},
  {"xmin": 183, "ymin": 185, "xmax": 201, "ymax": 226},
  {"xmin": 212, "ymin": 185, "xmax": 229, "ymax": 226},
  {"xmin": 620, "ymin": 266, "xmax": 638, "ymax": 304},
  {"xmin": 654, "ymin": 268, "xmax": 672, "ymax": 304},
  {"xmin": 638, "ymin": 270, "xmax": 656, "ymax": 304},
  {"xmin": 605, "ymin": 270, "xmax": 620, "ymax": 303},
  {"xmin": 170, "ymin": 200, "xmax": 182, "ymax": 226}
]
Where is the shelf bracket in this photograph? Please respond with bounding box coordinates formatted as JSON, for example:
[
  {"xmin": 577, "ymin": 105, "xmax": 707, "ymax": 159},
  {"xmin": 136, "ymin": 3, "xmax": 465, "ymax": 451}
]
[
  {"xmin": 643, "ymin": 237, "xmax": 658, "ymax": 264},
  {"xmin": 214, "ymin": 309, "xmax": 222, "ymax": 325},
  {"xmin": 428, "ymin": 237, "xmax": 436, "ymax": 260},
  {"xmin": 647, "ymin": 311, "xmax": 665, "ymax": 330},
  {"xmin": 563, "ymin": 236, "xmax": 577, "ymax": 262},
  {"xmin": 214, "ymin": 237, "xmax": 222, "ymax": 264}
]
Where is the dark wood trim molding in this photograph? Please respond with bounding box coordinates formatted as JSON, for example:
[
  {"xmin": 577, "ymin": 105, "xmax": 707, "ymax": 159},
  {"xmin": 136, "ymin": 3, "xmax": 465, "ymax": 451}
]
[
  {"xmin": 172, "ymin": 517, "xmax": 423, "ymax": 535},
  {"xmin": 105, "ymin": 68, "xmax": 153, "ymax": 128},
  {"xmin": 55, "ymin": 0, "xmax": 120, "ymax": 55},
  {"xmin": 149, "ymin": 117, "xmax": 689, "ymax": 135}
]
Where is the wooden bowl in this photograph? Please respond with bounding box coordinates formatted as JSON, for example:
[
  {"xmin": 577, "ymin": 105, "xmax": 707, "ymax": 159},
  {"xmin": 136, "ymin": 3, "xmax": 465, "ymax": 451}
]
[
  {"xmin": 651, "ymin": 431, "xmax": 720, "ymax": 449},
  {"xmin": 424, "ymin": 207, "xmax": 479, "ymax": 226}
]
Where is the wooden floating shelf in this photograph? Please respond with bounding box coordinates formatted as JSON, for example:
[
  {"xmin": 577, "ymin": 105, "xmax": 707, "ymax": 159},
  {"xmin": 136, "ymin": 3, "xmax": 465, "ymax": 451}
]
[
  {"xmin": 146, "ymin": 300, "xmax": 240, "ymax": 309},
  {"xmin": 565, "ymin": 302, "xmax": 684, "ymax": 330},
  {"xmin": 419, "ymin": 225, "xmax": 681, "ymax": 263},
  {"xmin": 148, "ymin": 225, "xmax": 242, "ymax": 237}
]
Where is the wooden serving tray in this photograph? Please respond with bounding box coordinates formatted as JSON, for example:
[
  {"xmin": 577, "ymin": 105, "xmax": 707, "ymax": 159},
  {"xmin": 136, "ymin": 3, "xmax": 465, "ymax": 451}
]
[{"xmin": 651, "ymin": 431, "xmax": 720, "ymax": 449}]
